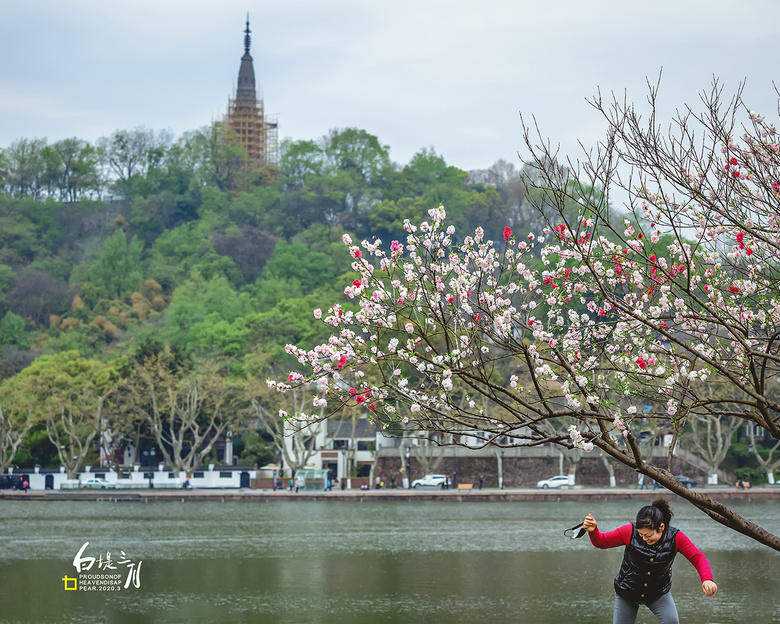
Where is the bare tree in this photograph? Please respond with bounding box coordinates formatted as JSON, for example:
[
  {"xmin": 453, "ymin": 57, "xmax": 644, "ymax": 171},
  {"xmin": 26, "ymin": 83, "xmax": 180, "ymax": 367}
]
[
  {"xmin": 134, "ymin": 352, "xmax": 241, "ymax": 480},
  {"xmin": 45, "ymin": 394, "xmax": 104, "ymax": 480},
  {"xmin": 747, "ymin": 426, "xmax": 780, "ymax": 484},
  {"xmin": 0, "ymin": 402, "xmax": 33, "ymax": 473},
  {"xmin": 248, "ymin": 376, "xmax": 330, "ymax": 475}
]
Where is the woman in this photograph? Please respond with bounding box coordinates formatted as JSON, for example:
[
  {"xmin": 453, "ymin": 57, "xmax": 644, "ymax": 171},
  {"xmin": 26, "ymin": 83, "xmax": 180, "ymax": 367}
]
[{"xmin": 583, "ymin": 499, "xmax": 717, "ymax": 624}]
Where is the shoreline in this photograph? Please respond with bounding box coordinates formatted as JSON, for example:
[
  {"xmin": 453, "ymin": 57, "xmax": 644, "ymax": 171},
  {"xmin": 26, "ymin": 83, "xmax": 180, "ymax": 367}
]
[{"xmin": 2, "ymin": 486, "xmax": 779, "ymax": 503}]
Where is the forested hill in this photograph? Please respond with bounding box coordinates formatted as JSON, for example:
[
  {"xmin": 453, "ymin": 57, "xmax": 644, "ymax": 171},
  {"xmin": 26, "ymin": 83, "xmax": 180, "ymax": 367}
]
[{"xmin": 0, "ymin": 124, "xmax": 552, "ymax": 379}]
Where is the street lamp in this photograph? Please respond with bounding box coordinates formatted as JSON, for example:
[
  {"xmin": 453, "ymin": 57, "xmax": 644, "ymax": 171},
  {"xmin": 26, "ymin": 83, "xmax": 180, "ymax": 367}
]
[
  {"xmin": 453, "ymin": 444, "xmax": 457, "ymax": 489},
  {"xmin": 405, "ymin": 444, "xmax": 411, "ymax": 489},
  {"xmin": 143, "ymin": 448, "xmax": 156, "ymax": 488},
  {"xmin": 340, "ymin": 448, "xmax": 347, "ymax": 490},
  {"xmin": 500, "ymin": 448, "xmax": 506, "ymax": 489}
]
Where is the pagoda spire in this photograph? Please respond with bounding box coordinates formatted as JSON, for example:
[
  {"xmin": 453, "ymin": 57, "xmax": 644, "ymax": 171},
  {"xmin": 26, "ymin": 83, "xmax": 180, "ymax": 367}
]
[
  {"xmin": 236, "ymin": 14, "xmax": 256, "ymax": 101},
  {"xmin": 244, "ymin": 13, "xmax": 251, "ymax": 56}
]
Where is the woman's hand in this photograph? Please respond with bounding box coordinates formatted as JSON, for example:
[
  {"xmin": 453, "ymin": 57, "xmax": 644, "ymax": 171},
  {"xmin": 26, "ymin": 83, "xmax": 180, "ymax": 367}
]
[
  {"xmin": 583, "ymin": 514, "xmax": 597, "ymax": 532},
  {"xmin": 702, "ymin": 580, "xmax": 718, "ymax": 597}
]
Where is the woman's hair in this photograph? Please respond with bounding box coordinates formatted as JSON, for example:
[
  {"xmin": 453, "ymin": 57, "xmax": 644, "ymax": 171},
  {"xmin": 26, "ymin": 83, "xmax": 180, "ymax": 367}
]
[{"xmin": 635, "ymin": 499, "xmax": 673, "ymax": 531}]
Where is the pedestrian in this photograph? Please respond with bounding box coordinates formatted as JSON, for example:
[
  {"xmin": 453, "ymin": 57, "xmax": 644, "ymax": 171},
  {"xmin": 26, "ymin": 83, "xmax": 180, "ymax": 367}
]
[
  {"xmin": 288, "ymin": 478, "xmax": 294, "ymax": 492},
  {"xmin": 582, "ymin": 499, "xmax": 717, "ymax": 623},
  {"xmin": 479, "ymin": 475, "xmax": 483, "ymax": 490},
  {"xmin": 638, "ymin": 474, "xmax": 648, "ymax": 490},
  {"xmin": 294, "ymin": 478, "xmax": 299, "ymax": 493},
  {"xmin": 340, "ymin": 478, "xmax": 345, "ymax": 491},
  {"xmin": 22, "ymin": 479, "xmax": 29, "ymax": 492},
  {"xmin": 326, "ymin": 478, "xmax": 332, "ymax": 492}
]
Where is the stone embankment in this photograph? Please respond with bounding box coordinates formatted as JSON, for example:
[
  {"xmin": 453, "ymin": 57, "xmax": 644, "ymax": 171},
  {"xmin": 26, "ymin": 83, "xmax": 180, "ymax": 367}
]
[{"xmin": 2, "ymin": 486, "xmax": 778, "ymax": 503}]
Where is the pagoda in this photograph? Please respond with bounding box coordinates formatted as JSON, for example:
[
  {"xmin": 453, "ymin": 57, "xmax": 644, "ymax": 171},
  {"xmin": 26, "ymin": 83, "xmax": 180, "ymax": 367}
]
[{"xmin": 223, "ymin": 15, "xmax": 278, "ymax": 166}]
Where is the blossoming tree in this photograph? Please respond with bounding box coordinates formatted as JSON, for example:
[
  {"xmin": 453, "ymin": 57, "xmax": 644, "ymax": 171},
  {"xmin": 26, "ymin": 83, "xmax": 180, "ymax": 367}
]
[{"xmin": 274, "ymin": 81, "xmax": 780, "ymax": 551}]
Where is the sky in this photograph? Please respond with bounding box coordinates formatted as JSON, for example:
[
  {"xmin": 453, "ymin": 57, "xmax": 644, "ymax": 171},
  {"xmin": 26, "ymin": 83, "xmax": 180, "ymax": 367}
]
[{"xmin": 1, "ymin": 0, "xmax": 779, "ymax": 177}]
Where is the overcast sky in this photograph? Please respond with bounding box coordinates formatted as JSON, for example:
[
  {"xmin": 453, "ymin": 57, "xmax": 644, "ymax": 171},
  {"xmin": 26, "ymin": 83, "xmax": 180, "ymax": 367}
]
[{"xmin": 1, "ymin": 0, "xmax": 779, "ymax": 175}]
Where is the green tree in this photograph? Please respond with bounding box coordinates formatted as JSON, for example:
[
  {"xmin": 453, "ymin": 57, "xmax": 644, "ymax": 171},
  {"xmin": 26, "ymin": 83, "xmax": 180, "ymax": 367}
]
[
  {"xmin": 0, "ymin": 312, "xmax": 30, "ymax": 349},
  {"xmin": 2, "ymin": 138, "xmax": 48, "ymax": 199},
  {"xmin": 14, "ymin": 351, "xmax": 115, "ymax": 479},
  {"xmin": 88, "ymin": 230, "xmax": 143, "ymax": 301}
]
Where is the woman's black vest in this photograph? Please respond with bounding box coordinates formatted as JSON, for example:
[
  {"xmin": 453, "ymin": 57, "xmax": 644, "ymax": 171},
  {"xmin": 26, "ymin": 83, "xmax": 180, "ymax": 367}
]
[{"xmin": 614, "ymin": 525, "xmax": 679, "ymax": 603}]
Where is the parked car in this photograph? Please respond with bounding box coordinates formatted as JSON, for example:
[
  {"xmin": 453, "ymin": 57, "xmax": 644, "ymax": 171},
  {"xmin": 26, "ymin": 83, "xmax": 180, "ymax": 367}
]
[
  {"xmin": 653, "ymin": 475, "xmax": 697, "ymax": 490},
  {"xmin": 536, "ymin": 475, "xmax": 570, "ymax": 489},
  {"xmin": 81, "ymin": 478, "xmax": 116, "ymax": 489},
  {"xmin": 411, "ymin": 474, "xmax": 447, "ymax": 488},
  {"xmin": 0, "ymin": 475, "xmax": 24, "ymax": 490}
]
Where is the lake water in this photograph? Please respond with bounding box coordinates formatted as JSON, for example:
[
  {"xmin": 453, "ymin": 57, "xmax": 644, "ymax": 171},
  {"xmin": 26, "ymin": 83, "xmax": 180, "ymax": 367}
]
[{"xmin": 0, "ymin": 498, "xmax": 778, "ymax": 623}]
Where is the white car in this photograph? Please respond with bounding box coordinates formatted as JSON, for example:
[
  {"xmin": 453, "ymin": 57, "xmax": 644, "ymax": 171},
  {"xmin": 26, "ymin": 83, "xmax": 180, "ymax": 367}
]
[
  {"xmin": 411, "ymin": 474, "xmax": 448, "ymax": 488},
  {"xmin": 82, "ymin": 477, "xmax": 116, "ymax": 489},
  {"xmin": 536, "ymin": 475, "xmax": 570, "ymax": 489}
]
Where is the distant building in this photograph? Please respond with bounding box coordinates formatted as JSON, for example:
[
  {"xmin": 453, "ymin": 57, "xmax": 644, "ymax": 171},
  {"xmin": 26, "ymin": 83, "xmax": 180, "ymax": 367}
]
[{"xmin": 223, "ymin": 15, "xmax": 278, "ymax": 167}]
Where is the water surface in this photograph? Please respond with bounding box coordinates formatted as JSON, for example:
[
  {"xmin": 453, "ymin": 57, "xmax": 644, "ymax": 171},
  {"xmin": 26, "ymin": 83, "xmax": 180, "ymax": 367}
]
[{"xmin": 1, "ymin": 498, "xmax": 778, "ymax": 623}]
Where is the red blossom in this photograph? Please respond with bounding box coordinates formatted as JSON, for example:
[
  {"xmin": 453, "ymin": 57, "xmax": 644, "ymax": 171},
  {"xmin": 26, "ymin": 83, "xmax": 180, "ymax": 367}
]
[
  {"xmin": 746, "ymin": 248, "xmax": 754, "ymax": 256},
  {"xmin": 355, "ymin": 395, "xmax": 365, "ymax": 404},
  {"xmin": 635, "ymin": 357, "xmax": 647, "ymax": 370},
  {"xmin": 736, "ymin": 232, "xmax": 744, "ymax": 243},
  {"xmin": 729, "ymin": 157, "xmax": 739, "ymax": 165},
  {"xmin": 368, "ymin": 403, "xmax": 376, "ymax": 411},
  {"xmin": 352, "ymin": 279, "xmax": 362, "ymax": 287},
  {"xmin": 503, "ymin": 226, "xmax": 512, "ymax": 241},
  {"xmin": 352, "ymin": 249, "xmax": 362, "ymax": 258},
  {"xmin": 729, "ymin": 285, "xmax": 740, "ymax": 293}
]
